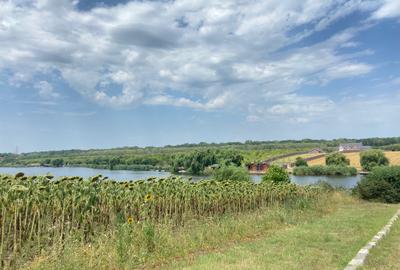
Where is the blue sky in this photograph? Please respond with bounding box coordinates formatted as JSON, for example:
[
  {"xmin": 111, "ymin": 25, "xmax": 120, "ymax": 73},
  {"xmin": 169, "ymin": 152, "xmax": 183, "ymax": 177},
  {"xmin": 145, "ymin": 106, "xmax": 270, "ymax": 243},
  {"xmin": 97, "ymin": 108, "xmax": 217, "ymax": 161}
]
[{"xmin": 1, "ymin": 0, "xmax": 400, "ymax": 152}]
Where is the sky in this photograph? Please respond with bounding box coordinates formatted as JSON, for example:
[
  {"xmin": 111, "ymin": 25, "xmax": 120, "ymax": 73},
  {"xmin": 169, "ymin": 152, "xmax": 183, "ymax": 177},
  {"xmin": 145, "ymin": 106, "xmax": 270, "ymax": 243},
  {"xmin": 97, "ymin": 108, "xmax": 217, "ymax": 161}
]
[{"xmin": 1, "ymin": 0, "xmax": 400, "ymax": 152}]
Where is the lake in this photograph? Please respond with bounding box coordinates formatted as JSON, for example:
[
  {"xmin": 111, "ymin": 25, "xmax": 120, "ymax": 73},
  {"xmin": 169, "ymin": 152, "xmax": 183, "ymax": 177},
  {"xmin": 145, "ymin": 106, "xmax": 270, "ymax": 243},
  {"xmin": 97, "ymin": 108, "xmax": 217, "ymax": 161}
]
[
  {"xmin": 0, "ymin": 167, "xmax": 362, "ymax": 188},
  {"xmin": 251, "ymin": 174, "xmax": 362, "ymax": 188}
]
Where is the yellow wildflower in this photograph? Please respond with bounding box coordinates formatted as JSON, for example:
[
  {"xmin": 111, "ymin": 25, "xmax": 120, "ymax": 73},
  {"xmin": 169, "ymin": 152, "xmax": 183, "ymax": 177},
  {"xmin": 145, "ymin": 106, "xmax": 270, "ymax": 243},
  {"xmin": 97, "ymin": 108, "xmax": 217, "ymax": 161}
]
[
  {"xmin": 145, "ymin": 193, "xmax": 153, "ymax": 202},
  {"xmin": 127, "ymin": 216, "xmax": 133, "ymax": 224}
]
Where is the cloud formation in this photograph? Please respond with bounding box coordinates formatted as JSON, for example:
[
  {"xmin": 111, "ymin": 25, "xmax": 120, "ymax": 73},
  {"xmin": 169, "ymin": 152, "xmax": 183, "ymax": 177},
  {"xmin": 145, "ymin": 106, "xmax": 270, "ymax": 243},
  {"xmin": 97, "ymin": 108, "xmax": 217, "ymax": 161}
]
[
  {"xmin": 372, "ymin": 0, "xmax": 400, "ymax": 19},
  {"xmin": 0, "ymin": 0, "xmax": 398, "ymax": 123},
  {"xmin": 34, "ymin": 81, "xmax": 59, "ymax": 99}
]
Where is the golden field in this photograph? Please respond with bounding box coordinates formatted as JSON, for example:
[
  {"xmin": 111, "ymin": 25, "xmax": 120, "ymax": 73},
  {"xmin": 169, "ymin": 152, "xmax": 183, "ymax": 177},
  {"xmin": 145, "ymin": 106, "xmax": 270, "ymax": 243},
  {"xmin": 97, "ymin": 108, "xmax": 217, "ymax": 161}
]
[
  {"xmin": 307, "ymin": 151, "xmax": 400, "ymax": 171},
  {"xmin": 272, "ymin": 153, "xmax": 322, "ymax": 164}
]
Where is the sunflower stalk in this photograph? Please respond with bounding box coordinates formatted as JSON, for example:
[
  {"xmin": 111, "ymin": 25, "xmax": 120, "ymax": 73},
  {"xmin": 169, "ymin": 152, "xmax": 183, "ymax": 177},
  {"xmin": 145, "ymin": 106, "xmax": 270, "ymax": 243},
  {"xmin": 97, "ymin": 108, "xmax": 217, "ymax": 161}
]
[{"xmin": 0, "ymin": 174, "xmax": 323, "ymax": 266}]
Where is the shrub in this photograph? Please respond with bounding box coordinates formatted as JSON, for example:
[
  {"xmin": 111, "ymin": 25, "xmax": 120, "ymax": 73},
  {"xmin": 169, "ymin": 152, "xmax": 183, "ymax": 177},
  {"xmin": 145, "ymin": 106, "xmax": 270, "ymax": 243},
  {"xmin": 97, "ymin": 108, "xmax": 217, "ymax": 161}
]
[
  {"xmin": 213, "ymin": 166, "xmax": 251, "ymax": 182},
  {"xmin": 294, "ymin": 157, "xmax": 308, "ymax": 167},
  {"xmin": 360, "ymin": 150, "xmax": 389, "ymax": 171},
  {"xmin": 354, "ymin": 166, "xmax": 400, "ymax": 203},
  {"xmin": 293, "ymin": 165, "xmax": 357, "ymax": 176},
  {"xmin": 262, "ymin": 165, "xmax": 290, "ymax": 183},
  {"xmin": 325, "ymin": 152, "xmax": 350, "ymax": 166}
]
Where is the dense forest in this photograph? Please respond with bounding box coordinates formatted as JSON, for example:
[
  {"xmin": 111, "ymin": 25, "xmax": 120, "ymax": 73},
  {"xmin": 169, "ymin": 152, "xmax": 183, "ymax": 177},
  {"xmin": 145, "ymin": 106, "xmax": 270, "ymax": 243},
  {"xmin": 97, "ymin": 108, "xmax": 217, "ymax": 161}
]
[{"xmin": 1, "ymin": 137, "xmax": 399, "ymax": 173}]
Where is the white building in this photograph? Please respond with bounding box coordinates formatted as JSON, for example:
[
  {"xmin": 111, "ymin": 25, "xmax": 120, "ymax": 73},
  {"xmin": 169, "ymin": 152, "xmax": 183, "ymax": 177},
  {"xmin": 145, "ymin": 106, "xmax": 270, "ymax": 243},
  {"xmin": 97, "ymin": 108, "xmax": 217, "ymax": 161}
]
[{"xmin": 338, "ymin": 143, "xmax": 363, "ymax": 152}]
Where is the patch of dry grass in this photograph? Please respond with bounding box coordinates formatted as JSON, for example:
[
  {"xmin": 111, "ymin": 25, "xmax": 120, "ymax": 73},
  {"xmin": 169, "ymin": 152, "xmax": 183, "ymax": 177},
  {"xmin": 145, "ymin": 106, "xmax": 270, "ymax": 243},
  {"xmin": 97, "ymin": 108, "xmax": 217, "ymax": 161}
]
[
  {"xmin": 384, "ymin": 151, "xmax": 400, "ymax": 166},
  {"xmin": 272, "ymin": 153, "xmax": 322, "ymax": 164},
  {"xmin": 307, "ymin": 151, "xmax": 400, "ymax": 171}
]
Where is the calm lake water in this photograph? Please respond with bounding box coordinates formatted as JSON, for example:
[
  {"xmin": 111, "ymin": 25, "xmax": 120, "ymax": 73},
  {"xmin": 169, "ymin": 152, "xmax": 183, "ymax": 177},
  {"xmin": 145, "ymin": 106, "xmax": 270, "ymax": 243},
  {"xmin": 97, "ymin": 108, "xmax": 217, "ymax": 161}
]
[
  {"xmin": 0, "ymin": 167, "xmax": 362, "ymax": 188},
  {"xmin": 252, "ymin": 174, "xmax": 362, "ymax": 188}
]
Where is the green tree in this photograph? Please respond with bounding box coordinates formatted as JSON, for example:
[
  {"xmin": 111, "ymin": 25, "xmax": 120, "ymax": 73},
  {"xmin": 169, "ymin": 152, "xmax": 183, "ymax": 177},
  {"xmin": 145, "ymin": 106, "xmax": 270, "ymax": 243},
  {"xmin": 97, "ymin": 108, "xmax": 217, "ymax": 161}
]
[
  {"xmin": 219, "ymin": 150, "xmax": 244, "ymax": 167},
  {"xmin": 109, "ymin": 157, "xmax": 121, "ymax": 170},
  {"xmin": 354, "ymin": 166, "xmax": 400, "ymax": 203},
  {"xmin": 360, "ymin": 150, "xmax": 389, "ymax": 171},
  {"xmin": 171, "ymin": 149, "xmax": 244, "ymax": 175},
  {"xmin": 213, "ymin": 166, "xmax": 251, "ymax": 182},
  {"xmin": 325, "ymin": 152, "xmax": 350, "ymax": 166},
  {"xmin": 51, "ymin": 158, "xmax": 64, "ymax": 167},
  {"xmin": 294, "ymin": 157, "xmax": 308, "ymax": 167},
  {"xmin": 262, "ymin": 165, "xmax": 290, "ymax": 183},
  {"xmin": 41, "ymin": 159, "xmax": 51, "ymax": 166}
]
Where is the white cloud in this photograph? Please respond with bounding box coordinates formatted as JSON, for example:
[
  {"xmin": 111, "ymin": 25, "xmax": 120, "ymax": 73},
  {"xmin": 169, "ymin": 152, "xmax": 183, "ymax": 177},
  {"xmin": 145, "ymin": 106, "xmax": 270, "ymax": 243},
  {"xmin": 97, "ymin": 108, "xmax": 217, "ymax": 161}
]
[
  {"xmin": 9, "ymin": 72, "xmax": 32, "ymax": 87},
  {"xmin": 34, "ymin": 81, "xmax": 59, "ymax": 99},
  {"xmin": 372, "ymin": 0, "xmax": 400, "ymax": 19},
  {"xmin": 94, "ymin": 88, "xmax": 143, "ymax": 107},
  {"xmin": 247, "ymin": 95, "xmax": 335, "ymax": 123},
  {"xmin": 325, "ymin": 62, "xmax": 373, "ymax": 80},
  {"xmin": 144, "ymin": 91, "xmax": 232, "ymax": 110},
  {"xmin": 0, "ymin": 0, "xmax": 391, "ymax": 121}
]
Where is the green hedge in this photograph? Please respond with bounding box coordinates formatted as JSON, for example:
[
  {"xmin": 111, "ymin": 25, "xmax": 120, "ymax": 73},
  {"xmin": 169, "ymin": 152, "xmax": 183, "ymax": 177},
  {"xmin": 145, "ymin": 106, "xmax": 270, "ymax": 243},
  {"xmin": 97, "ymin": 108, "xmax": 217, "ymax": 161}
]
[{"xmin": 293, "ymin": 165, "xmax": 357, "ymax": 176}]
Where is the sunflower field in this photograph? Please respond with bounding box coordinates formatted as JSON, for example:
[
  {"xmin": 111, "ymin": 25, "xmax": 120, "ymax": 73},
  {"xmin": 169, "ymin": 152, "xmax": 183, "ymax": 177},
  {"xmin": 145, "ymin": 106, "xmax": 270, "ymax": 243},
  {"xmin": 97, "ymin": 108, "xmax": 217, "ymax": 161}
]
[{"xmin": 0, "ymin": 173, "xmax": 325, "ymax": 268}]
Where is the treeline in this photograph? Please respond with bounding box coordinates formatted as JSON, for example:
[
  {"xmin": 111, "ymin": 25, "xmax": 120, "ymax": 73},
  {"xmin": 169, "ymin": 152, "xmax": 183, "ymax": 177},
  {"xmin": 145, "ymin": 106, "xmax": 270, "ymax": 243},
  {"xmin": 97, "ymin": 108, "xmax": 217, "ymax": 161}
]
[
  {"xmin": 37, "ymin": 155, "xmax": 171, "ymax": 171},
  {"xmin": 171, "ymin": 149, "xmax": 244, "ymax": 175},
  {"xmin": 381, "ymin": 144, "xmax": 400, "ymax": 151},
  {"xmin": 359, "ymin": 137, "xmax": 400, "ymax": 147},
  {"xmin": 1, "ymin": 137, "xmax": 399, "ymax": 171},
  {"xmin": 166, "ymin": 137, "xmax": 400, "ymax": 148}
]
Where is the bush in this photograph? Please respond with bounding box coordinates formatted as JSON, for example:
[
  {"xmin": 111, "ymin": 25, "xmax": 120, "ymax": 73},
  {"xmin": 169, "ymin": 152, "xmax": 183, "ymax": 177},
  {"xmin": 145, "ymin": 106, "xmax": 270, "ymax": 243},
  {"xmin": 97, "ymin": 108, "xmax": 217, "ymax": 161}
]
[
  {"xmin": 294, "ymin": 157, "xmax": 308, "ymax": 167},
  {"xmin": 360, "ymin": 150, "xmax": 389, "ymax": 171},
  {"xmin": 262, "ymin": 165, "xmax": 290, "ymax": 183},
  {"xmin": 354, "ymin": 166, "xmax": 400, "ymax": 203},
  {"xmin": 326, "ymin": 153, "xmax": 350, "ymax": 166},
  {"xmin": 212, "ymin": 166, "xmax": 251, "ymax": 182},
  {"xmin": 293, "ymin": 165, "xmax": 357, "ymax": 176}
]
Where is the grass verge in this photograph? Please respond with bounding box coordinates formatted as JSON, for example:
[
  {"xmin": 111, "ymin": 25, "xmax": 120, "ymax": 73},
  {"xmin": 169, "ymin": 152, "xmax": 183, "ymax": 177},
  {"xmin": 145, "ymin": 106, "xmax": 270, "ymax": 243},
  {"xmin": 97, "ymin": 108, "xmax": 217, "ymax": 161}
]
[
  {"xmin": 164, "ymin": 195, "xmax": 398, "ymax": 270},
  {"xmin": 362, "ymin": 214, "xmax": 400, "ymax": 270}
]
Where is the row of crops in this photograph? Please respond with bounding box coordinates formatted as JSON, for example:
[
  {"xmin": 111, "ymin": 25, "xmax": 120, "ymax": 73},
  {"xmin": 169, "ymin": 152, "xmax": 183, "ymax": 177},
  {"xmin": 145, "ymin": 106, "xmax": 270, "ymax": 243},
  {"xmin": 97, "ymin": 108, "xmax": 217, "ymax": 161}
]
[{"xmin": 0, "ymin": 173, "xmax": 326, "ymax": 267}]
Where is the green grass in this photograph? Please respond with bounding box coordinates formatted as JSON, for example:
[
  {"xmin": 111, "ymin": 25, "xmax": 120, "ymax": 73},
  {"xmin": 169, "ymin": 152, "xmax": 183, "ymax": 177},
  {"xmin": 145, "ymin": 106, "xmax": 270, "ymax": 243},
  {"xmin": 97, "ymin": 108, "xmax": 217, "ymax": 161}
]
[
  {"xmin": 362, "ymin": 215, "xmax": 400, "ymax": 270},
  {"xmin": 164, "ymin": 196, "xmax": 398, "ymax": 270}
]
